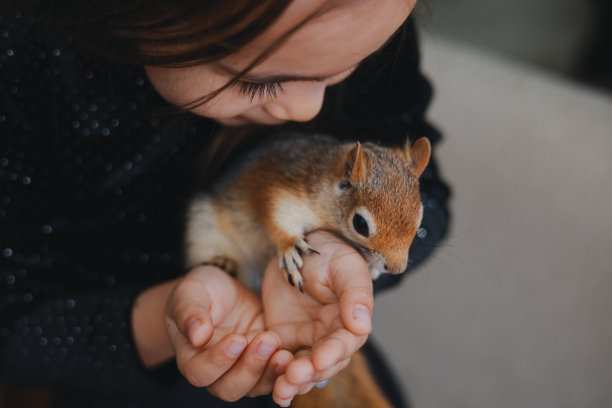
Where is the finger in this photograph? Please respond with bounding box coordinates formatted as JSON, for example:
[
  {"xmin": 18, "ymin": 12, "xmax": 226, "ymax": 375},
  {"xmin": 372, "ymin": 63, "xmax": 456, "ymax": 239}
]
[
  {"xmin": 167, "ymin": 273, "xmax": 216, "ymax": 348},
  {"xmin": 329, "ymin": 254, "xmax": 373, "ymax": 336},
  {"xmin": 310, "ymin": 357, "xmax": 351, "ymax": 384},
  {"xmin": 273, "ymin": 374, "xmax": 299, "ymax": 407},
  {"xmin": 298, "ymin": 381, "xmax": 317, "ymax": 395},
  {"xmin": 294, "ymin": 358, "xmax": 351, "ymax": 396},
  {"xmin": 284, "ymin": 357, "xmax": 314, "ymax": 385},
  {"xmin": 207, "ymin": 331, "xmax": 280, "ymax": 401},
  {"xmin": 271, "ymin": 349, "xmax": 316, "ymax": 406},
  {"xmin": 248, "ymin": 349, "xmax": 294, "ymax": 397},
  {"xmin": 285, "ymin": 355, "xmax": 350, "ymax": 387},
  {"xmin": 311, "ymin": 328, "xmax": 367, "ymax": 372},
  {"xmin": 176, "ymin": 333, "xmax": 247, "ymax": 388}
]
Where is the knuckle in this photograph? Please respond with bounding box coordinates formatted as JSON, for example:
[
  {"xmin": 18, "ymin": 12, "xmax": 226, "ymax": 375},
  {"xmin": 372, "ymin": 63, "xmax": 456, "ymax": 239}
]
[
  {"xmin": 352, "ymin": 290, "xmax": 373, "ymax": 305},
  {"xmin": 184, "ymin": 370, "xmax": 210, "ymax": 388},
  {"xmin": 178, "ymin": 359, "xmax": 211, "ymax": 388},
  {"xmin": 248, "ymin": 379, "xmax": 272, "ymax": 397},
  {"xmin": 210, "ymin": 348, "xmax": 232, "ymax": 369},
  {"xmin": 172, "ymin": 297, "xmax": 191, "ymax": 318},
  {"xmin": 211, "ymin": 386, "xmax": 243, "ymax": 402}
]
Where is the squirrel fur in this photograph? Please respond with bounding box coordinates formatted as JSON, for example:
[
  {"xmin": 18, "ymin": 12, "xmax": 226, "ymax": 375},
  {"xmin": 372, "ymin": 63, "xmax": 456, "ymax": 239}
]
[{"xmin": 185, "ymin": 133, "xmax": 431, "ymax": 407}]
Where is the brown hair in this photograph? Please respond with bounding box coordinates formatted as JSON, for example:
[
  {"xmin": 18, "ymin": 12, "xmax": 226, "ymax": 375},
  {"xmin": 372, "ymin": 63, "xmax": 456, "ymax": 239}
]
[
  {"xmin": 19, "ymin": 0, "xmax": 291, "ymax": 66},
  {"xmin": 18, "ymin": 0, "xmax": 344, "ymax": 110}
]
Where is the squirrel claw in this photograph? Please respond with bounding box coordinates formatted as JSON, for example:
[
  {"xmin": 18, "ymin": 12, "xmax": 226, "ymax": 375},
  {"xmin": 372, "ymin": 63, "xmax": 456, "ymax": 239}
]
[
  {"xmin": 296, "ymin": 238, "xmax": 319, "ymax": 256},
  {"xmin": 279, "ymin": 246, "xmax": 305, "ymax": 290},
  {"xmin": 307, "ymin": 248, "xmax": 320, "ymax": 255},
  {"xmin": 298, "ymin": 281, "xmax": 304, "ymax": 293}
]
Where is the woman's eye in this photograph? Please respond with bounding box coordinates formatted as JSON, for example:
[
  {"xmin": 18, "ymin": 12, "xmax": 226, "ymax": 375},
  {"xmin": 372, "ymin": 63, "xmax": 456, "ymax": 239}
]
[
  {"xmin": 236, "ymin": 80, "xmax": 286, "ymax": 101},
  {"xmin": 352, "ymin": 213, "xmax": 369, "ymax": 237}
]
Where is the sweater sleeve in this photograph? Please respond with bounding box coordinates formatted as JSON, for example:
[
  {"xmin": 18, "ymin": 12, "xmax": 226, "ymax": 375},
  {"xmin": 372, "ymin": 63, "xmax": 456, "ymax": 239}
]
[{"xmin": 315, "ymin": 17, "xmax": 452, "ymax": 291}]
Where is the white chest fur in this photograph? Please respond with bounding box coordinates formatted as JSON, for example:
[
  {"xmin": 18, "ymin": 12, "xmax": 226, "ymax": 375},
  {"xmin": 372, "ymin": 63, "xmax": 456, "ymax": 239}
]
[{"xmin": 272, "ymin": 190, "xmax": 324, "ymax": 239}]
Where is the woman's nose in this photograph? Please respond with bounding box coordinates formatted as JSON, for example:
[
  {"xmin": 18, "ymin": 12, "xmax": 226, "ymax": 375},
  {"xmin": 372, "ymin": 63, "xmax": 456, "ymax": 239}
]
[{"xmin": 263, "ymin": 82, "xmax": 326, "ymax": 122}]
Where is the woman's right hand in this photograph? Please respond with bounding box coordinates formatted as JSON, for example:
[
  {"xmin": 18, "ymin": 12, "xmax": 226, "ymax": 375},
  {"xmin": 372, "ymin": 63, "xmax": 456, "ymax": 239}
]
[{"xmin": 133, "ymin": 265, "xmax": 294, "ymax": 401}]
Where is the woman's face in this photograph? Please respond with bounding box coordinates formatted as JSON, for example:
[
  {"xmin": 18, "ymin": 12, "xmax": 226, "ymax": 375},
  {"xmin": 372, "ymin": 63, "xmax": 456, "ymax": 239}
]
[{"xmin": 145, "ymin": 0, "xmax": 415, "ymax": 126}]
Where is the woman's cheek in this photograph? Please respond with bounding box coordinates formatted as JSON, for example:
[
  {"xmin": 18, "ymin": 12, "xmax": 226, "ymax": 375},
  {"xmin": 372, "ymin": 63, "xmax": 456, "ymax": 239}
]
[{"xmin": 146, "ymin": 65, "xmax": 254, "ymax": 118}]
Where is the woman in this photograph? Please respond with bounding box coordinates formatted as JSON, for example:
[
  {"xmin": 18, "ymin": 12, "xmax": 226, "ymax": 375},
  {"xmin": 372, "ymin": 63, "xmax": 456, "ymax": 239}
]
[{"xmin": 0, "ymin": 0, "xmax": 450, "ymax": 406}]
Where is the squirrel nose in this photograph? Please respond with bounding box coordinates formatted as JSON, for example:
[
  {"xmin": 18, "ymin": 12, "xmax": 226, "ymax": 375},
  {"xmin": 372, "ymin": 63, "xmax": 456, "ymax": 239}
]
[{"xmin": 385, "ymin": 260, "xmax": 408, "ymax": 275}]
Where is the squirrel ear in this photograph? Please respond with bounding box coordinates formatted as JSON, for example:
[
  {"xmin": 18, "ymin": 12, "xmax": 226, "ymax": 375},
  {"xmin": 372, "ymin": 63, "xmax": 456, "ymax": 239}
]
[
  {"xmin": 345, "ymin": 142, "xmax": 367, "ymax": 183},
  {"xmin": 406, "ymin": 137, "xmax": 431, "ymax": 177}
]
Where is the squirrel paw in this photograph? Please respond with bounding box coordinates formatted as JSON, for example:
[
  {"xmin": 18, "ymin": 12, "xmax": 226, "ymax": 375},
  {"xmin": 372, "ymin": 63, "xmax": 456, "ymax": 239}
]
[
  {"xmin": 279, "ymin": 238, "xmax": 320, "ymax": 292},
  {"xmin": 199, "ymin": 256, "xmax": 238, "ymax": 277},
  {"xmin": 279, "ymin": 246, "xmax": 306, "ymax": 292}
]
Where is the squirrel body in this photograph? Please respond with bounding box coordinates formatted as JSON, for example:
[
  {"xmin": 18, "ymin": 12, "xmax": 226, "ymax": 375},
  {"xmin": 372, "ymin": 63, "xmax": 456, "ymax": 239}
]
[
  {"xmin": 185, "ymin": 133, "xmax": 430, "ymax": 407},
  {"xmin": 185, "ymin": 133, "xmax": 431, "ymax": 290}
]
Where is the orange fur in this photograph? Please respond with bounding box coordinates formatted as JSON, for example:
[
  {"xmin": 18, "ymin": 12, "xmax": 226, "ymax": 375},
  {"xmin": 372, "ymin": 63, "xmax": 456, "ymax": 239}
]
[
  {"xmin": 407, "ymin": 137, "xmax": 431, "ymax": 177},
  {"xmin": 346, "ymin": 142, "xmax": 368, "ymax": 184}
]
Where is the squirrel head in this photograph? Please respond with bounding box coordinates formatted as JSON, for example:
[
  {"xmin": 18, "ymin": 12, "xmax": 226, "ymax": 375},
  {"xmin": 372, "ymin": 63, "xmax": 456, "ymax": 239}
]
[{"xmin": 332, "ymin": 137, "xmax": 431, "ymax": 276}]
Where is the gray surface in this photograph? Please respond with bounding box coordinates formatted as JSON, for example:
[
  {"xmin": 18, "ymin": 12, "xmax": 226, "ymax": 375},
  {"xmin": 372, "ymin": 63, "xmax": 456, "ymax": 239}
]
[
  {"xmin": 373, "ymin": 36, "xmax": 612, "ymax": 408},
  {"xmin": 416, "ymin": 0, "xmax": 592, "ymax": 76}
]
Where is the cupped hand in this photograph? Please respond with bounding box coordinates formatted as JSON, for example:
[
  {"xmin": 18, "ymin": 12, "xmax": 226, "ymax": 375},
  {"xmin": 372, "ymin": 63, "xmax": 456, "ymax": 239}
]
[
  {"xmin": 262, "ymin": 231, "xmax": 374, "ymax": 406},
  {"xmin": 165, "ymin": 265, "xmax": 294, "ymax": 401}
]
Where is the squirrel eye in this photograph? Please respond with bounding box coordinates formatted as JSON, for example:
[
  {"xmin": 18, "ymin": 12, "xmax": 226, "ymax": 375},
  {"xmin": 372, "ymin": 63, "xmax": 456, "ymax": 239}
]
[{"xmin": 352, "ymin": 213, "xmax": 369, "ymax": 237}]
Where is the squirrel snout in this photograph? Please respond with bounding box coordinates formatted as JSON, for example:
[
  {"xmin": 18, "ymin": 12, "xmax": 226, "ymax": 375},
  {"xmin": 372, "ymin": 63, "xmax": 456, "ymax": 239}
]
[
  {"xmin": 384, "ymin": 258, "xmax": 408, "ymax": 275},
  {"xmin": 369, "ymin": 253, "xmax": 407, "ymax": 275},
  {"xmin": 386, "ymin": 265, "xmax": 406, "ymax": 275}
]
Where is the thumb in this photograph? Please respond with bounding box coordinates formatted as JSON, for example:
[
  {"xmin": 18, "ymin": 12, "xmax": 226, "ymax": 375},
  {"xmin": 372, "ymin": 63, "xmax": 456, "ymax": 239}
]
[
  {"xmin": 329, "ymin": 253, "xmax": 374, "ymax": 336},
  {"xmin": 167, "ymin": 270, "xmax": 216, "ymax": 348}
]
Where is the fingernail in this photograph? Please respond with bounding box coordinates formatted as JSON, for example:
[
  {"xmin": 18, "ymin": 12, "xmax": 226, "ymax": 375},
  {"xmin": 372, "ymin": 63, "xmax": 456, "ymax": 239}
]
[
  {"xmin": 315, "ymin": 380, "xmax": 329, "ymax": 388},
  {"xmin": 256, "ymin": 342, "xmax": 276, "ymax": 358},
  {"xmin": 353, "ymin": 304, "xmax": 371, "ymax": 328},
  {"xmin": 227, "ymin": 340, "xmax": 246, "ymax": 357},
  {"xmin": 187, "ymin": 318, "xmax": 201, "ymax": 344}
]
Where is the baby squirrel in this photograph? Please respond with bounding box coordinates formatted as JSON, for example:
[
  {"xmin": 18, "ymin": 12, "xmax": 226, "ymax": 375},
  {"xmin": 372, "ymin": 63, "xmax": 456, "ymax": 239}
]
[
  {"xmin": 185, "ymin": 133, "xmax": 431, "ymax": 291},
  {"xmin": 185, "ymin": 132, "xmax": 430, "ymax": 408}
]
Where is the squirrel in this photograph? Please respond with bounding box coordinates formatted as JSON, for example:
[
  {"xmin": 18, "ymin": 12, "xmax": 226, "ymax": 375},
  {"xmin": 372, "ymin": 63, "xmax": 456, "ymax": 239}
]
[{"xmin": 185, "ymin": 132, "xmax": 431, "ymax": 407}]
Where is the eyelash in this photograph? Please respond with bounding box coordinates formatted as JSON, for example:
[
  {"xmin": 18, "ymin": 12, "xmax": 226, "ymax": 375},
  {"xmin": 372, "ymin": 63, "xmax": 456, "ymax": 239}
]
[
  {"xmin": 234, "ymin": 65, "xmax": 358, "ymax": 102},
  {"xmin": 236, "ymin": 80, "xmax": 287, "ymax": 102}
]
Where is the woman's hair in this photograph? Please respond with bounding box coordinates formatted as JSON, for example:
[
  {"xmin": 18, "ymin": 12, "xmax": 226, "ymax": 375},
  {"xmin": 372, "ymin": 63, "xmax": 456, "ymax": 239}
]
[
  {"xmin": 20, "ymin": 0, "xmax": 292, "ymax": 67},
  {"xmin": 17, "ymin": 0, "xmax": 343, "ymax": 109}
]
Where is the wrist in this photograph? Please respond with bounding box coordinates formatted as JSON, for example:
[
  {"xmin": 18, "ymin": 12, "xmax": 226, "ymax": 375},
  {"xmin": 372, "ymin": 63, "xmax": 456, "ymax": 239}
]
[{"xmin": 131, "ymin": 278, "xmax": 182, "ymax": 368}]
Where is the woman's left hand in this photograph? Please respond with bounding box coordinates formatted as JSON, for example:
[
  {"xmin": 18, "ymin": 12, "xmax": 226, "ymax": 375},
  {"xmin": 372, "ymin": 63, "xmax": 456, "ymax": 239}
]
[
  {"xmin": 262, "ymin": 231, "xmax": 374, "ymax": 406},
  {"xmin": 163, "ymin": 265, "xmax": 294, "ymax": 401}
]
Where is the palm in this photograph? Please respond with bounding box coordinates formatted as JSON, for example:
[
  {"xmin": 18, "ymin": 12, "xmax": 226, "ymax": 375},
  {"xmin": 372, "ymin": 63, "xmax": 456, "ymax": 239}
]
[
  {"xmin": 263, "ymin": 260, "xmax": 343, "ymax": 351},
  {"xmin": 199, "ymin": 268, "xmax": 267, "ymax": 346},
  {"xmin": 262, "ymin": 232, "xmax": 373, "ymax": 356}
]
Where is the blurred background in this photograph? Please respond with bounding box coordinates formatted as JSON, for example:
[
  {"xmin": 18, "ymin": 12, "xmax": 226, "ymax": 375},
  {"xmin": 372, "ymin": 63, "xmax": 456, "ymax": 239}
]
[{"xmin": 374, "ymin": 0, "xmax": 612, "ymax": 407}]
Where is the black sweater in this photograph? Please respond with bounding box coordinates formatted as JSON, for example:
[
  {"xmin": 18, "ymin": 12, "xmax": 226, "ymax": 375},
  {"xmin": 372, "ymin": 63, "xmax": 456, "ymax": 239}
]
[{"xmin": 0, "ymin": 9, "xmax": 450, "ymax": 407}]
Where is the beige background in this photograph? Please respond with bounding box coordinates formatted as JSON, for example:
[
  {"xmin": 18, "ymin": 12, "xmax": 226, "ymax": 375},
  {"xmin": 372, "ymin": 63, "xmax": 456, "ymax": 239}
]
[{"xmin": 373, "ymin": 33, "xmax": 612, "ymax": 408}]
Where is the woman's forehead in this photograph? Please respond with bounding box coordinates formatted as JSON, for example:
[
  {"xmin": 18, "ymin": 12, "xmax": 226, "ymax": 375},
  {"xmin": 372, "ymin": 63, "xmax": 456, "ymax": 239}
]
[{"xmin": 221, "ymin": 0, "xmax": 413, "ymax": 79}]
